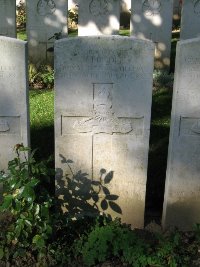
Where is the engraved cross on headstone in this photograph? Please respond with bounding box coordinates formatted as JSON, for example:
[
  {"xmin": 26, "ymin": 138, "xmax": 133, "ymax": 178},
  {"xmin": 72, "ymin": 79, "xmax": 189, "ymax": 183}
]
[
  {"xmin": 62, "ymin": 83, "xmax": 144, "ymax": 178},
  {"xmin": 39, "ymin": 33, "xmax": 54, "ymax": 60}
]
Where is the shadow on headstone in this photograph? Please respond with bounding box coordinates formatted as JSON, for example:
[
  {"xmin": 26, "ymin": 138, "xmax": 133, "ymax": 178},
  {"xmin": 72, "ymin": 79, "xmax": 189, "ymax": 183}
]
[
  {"xmin": 131, "ymin": 0, "xmax": 173, "ymax": 69},
  {"xmin": 78, "ymin": 0, "xmax": 120, "ymax": 36},
  {"xmin": 56, "ymin": 154, "xmax": 122, "ymax": 220}
]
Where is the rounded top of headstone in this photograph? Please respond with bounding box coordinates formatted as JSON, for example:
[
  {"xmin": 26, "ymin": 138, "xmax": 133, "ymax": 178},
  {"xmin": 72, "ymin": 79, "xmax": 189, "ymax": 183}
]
[
  {"xmin": 55, "ymin": 35, "xmax": 155, "ymax": 49},
  {"xmin": 178, "ymin": 36, "xmax": 200, "ymax": 46},
  {"xmin": 0, "ymin": 36, "xmax": 27, "ymax": 45}
]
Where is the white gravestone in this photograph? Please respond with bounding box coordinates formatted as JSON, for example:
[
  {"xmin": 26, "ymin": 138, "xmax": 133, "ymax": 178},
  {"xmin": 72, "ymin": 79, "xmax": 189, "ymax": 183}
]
[
  {"xmin": 0, "ymin": 37, "xmax": 29, "ymax": 171},
  {"xmin": 78, "ymin": 0, "xmax": 120, "ymax": 36},
  {"xmin": 131, "ymin": 0, "xmax": 173, "ymax": 69},
  {"xmin": 180, "ymin": 0, "xmax": 200, "ymax": 40},
  {"xmin": 0, "ymin": 0, "xmax": 16, "ymax": 37},
  {"xmin": 162, "ymin": 37, "xmax": 200, "ymax": 230},
  {"xmin": 55, "ymin": 36, "xmax": 154, "ymax": 228},
  {"xmin": 26, "ymin": 0, "xmax": 68, "ymax": 65}
]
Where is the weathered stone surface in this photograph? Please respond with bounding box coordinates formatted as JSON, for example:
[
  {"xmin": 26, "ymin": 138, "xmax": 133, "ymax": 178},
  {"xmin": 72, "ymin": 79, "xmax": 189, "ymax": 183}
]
[
  {"xmin": 55, "ymin": 36, "xmax": 154, "ymax": 228},
  {"xmin": 0, "ymin": 0, "xmax": 16, "ymax": 37},
  {"xmin": 0, "ymin": 37, "xmax": 29, "ymax": 171},
  {"xmin": 78, "ymin": 0, "xmax": 120, "ymax": 36},
  {"xmin": 162, "ymin": 37, "xmax": 200, "ymax": 230},
  {"xmin": 180, "ymin": 0, "xmax": 200, "ymax": 40},
  {"xmin": 26, "ymin": 0, "xmax": 68, "ymax": 65},
  {"xmin": 130, "ymin": 0, "xmax": 173, "ymax": 69}
]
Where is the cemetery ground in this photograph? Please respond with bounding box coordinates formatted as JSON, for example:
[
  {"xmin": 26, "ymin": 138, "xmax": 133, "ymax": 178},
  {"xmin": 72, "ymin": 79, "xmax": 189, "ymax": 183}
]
[
  {"xmin": 0, "ymin": 20, "xmax": 200, "ymax": 267},
  {"xmin": 1, "ymin": 68, "xmax": 200, "ymax": 266}
]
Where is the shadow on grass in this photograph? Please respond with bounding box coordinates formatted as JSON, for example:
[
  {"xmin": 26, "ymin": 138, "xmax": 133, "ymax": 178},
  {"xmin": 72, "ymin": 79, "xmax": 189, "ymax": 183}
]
[
  {"xmin": 145, "ymin": 87, "xmax": 173, "ymax": 225},
  {"xmin": 31, "ymin": 125, "xmax": 54, "ymax": 162}
]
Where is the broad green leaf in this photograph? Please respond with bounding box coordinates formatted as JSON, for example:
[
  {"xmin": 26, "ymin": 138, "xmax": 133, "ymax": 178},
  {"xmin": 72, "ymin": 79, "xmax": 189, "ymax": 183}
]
[
  {"xmin": 27, "ymin": 178, "xmax": 39, "ymax": 187},
  {"xmin": 25, "ymin": 220, "xmax": 32, "ymax": 227},
  {"xmin": 21, "ymin": 186, "xmax": 35, "ymax": 202},
  {"xmin": 32, "ymin": 234, "xmax": 45, "ymax": 249},
  {"xmin": 1, "ymin": 195, "xmax": 13, "ymax": 210}
]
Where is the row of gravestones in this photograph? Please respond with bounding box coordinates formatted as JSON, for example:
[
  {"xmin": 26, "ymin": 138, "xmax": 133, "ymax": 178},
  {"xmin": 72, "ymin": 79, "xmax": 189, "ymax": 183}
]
[
  {"xmin": 1, "ymin": 0, "xmax": 200, "ymax": 69},
  {"xmin": 0, "ymin": 34, "xmax": 200, "ymax": 231}
]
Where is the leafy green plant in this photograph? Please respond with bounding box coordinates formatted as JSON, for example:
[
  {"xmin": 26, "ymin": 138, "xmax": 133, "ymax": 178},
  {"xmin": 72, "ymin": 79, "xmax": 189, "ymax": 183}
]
[
  {"xmin": 153, "ymin": 70, "xmax": 174, "ymax": 89},
  {"xmin": 74, "ymin": 218, "xmax": 151, "ymax": 267},
  {"xmin": 74, "ymin": 218, "xmax": 199, "ymax": 267},
  {"xmin": 16, "ymin": 0, "xmax": 26, "ymax": 29},
  {"xmin": 29, "ymin": 64, "xmax": 54, "ymax": 89},
  {"xmin": 68, "ymin": 8, "xmax": 78, "ymax": 30},
  {"xmin": 0, "ymin": 144, "xmax": 54, "ymax": 264}
]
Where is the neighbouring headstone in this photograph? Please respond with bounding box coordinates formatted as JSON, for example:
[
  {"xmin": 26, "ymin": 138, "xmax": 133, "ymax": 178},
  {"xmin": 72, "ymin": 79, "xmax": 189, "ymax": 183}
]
[
  {"xmin": 78, "ymin": 0, "xmax": 120, "ymax": 36},
  {"xmin": 26, "ymin": 0, "xmax": 68, "ymax": 65},
  {"xmin": 180, "ymin": 0, "xmax": 200, "ymax": 40},
  {"xmin": 55, "ymin": 36, "xmax": 154, "ymax": 228},
  {"xmin": 162, "ymin": 37, "xmax": 200, "ymax": 230},
  {"xmin": 0, "ymin": 37, "xmax": 29, "ymax": 172},
  {"xmin": 173, "ymin": 0, "xmax": 181, "ymax": 27},
  {"xmin": 0, "ymin": 0, "xmax": 16, "ymax": 37},
  {"xmin": 130, "ymin": 0, "xmax": 173, "ymax": 69}
]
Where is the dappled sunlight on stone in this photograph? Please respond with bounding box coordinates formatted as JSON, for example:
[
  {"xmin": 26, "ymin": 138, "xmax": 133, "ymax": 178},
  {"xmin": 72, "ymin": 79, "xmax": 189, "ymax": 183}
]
[
  {"xmin": 145, "ymin": 14, "xmax": 162, "ymax": 27},
  {"xmin": 131, "ymin": 0, "xmax": 173, "ymax": 69},
  {"xmin": 78, "ymin": 0, "xmax": 120, "ymax": 36},
  {"xmin": 26, "ymin": 0, "xmax": 68, "ymax": 65},
  {"xmin": 0, "ymin": 0, "xmax": 16, "ymax": 37}
]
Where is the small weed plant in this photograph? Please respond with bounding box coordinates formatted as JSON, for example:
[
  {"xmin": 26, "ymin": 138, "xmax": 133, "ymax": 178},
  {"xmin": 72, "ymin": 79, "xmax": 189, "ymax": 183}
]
[
  {"xmin": 153, "ymin": 70, "xmax": 174, "ymax": 89},
  {"xmin": 29, "ymin": 64, "xmax": 54, "ymax": 89},
  {"xmin": 74, "ymin": 218, "xmax": 199, "ymax": 267}
]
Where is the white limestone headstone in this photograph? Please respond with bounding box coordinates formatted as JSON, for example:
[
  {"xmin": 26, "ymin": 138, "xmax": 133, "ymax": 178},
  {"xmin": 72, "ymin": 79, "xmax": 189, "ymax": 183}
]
[
  {"xmin": 180, "ymin": 0, "xmax": 200, "ymax": 40},
  {"xmin": 55, "ymin": 36, "xmax": 154, "ymax": 228},
  {"xmin": 0, "ymin": 0, "xmax": 16, "ymax": 38},
  {"xmin": 26, "ymin": 0, "xmax": 68, "ymax": 65},
  {"xmin": 78, "ymin": 0, "xmax": 120, "ymax": 36},
  {"xmin": 131, "ymin": 0, "xmax": 173, "ymax": 69},
  {"xmin": 0, "ymin": 37, "xmax": 29, "ymax": 171},
  {"xmin": 162, "ymin": 37, "xmax": 200, "ymax": 230}
]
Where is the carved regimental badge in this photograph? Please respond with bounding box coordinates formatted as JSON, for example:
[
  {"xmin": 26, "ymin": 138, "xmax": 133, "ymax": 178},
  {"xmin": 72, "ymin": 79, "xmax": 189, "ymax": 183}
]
[
  {"xmin": 142, "ymin": 0, "xmax": 161, "ymax": 16},
  {"xmin": 37, "ymin": 0, "xmax": 56, "ymax": 16},
  {"xmin": 89, "ymin": 0, "xmax": 111, "ymax": 16},
  {"xmin": 193, "ymin": 0, "xmax": 200, "ymax": 15},
  {"xmin": 73, "ymin": 83, "xmax": 133, "ymax": 135}
]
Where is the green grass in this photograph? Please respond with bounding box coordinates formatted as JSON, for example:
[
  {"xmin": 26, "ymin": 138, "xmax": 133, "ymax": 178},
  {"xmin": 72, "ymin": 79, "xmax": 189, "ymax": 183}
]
[
  {"xmin": 30, "ymin": 89, "xmax": 54, "ymax": 128},
  {"xmin": 17, "ymin": 29, "xmax": 27, "ymax": 41},
  {"xmin": 17, "ymin": 28, "xmax": 130, "ymax": 39},
  {"xmin": 119, "ymin": 29, "xmax": 130, "ymax": 36},
  {"xmin": 29, "ymin": 89, "xmax": 54, "ymax": 160},
  {"xmin": 145, "ymin": 87, "xmax": 173, "ymax": 223}
]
